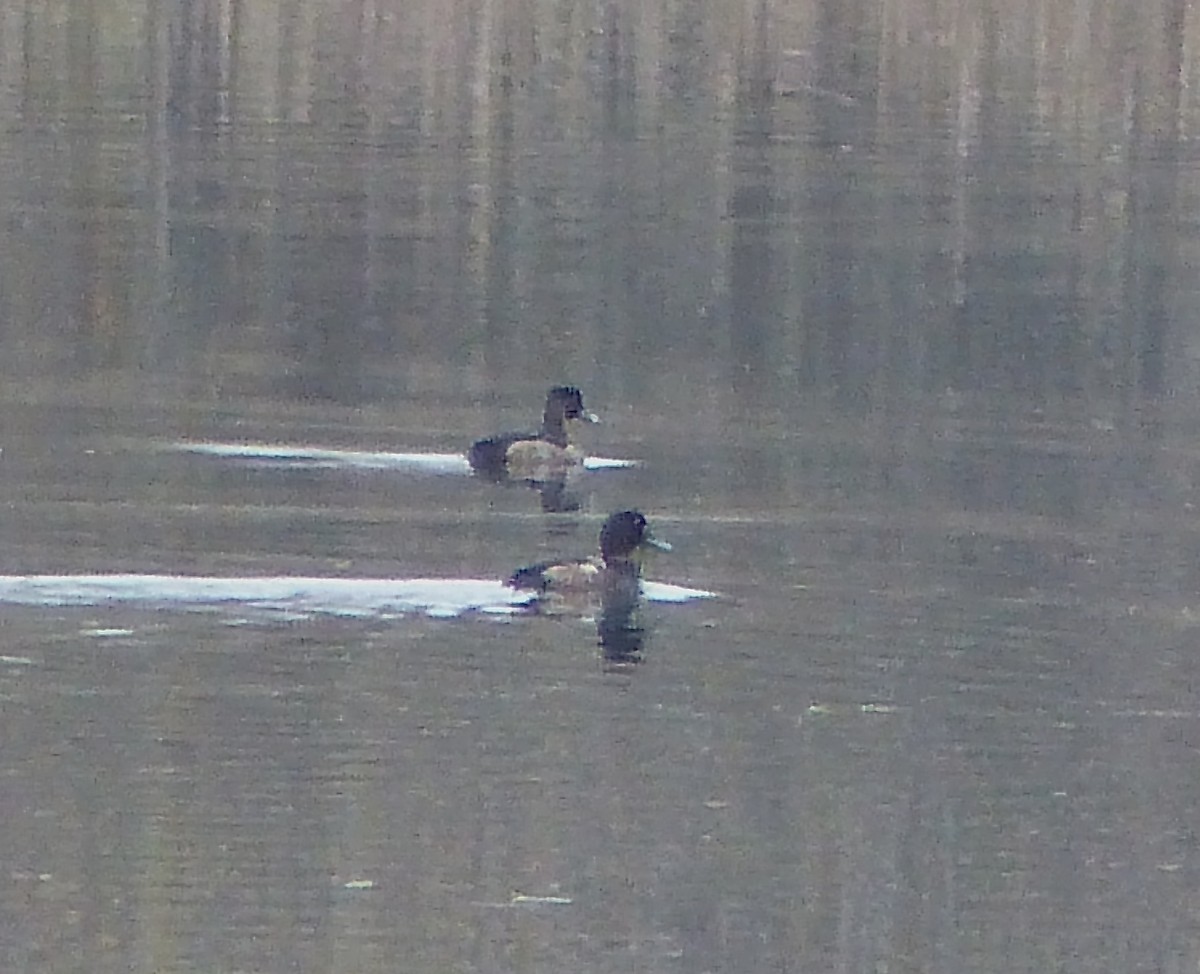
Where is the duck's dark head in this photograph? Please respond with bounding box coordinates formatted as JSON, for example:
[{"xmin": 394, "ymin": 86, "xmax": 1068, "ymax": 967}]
[
  {"xmin": 543, "ymin": 386, "xmax": 599, "ymax": 429},
  {"xmin": 599, "ymin": 510, "xmax": 672, "ymax": 565}
]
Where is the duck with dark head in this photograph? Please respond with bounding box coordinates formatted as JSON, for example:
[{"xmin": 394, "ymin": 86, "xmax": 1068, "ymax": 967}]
[
  {"xmin": 507, "ymin": 510, "xmax": 670, "ymax": 595},
  {"xmin": 469, "ymin": 386, "xmax": 598, "ymax": 485},
  {"xmin": 508, "ymin": 510, "xmax": 671, "ymax": 662}
]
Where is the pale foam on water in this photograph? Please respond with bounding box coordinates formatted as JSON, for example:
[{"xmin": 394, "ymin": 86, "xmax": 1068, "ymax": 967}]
[
  {"xmin": 172, "ymin": 441, "xmax": 637, "ymax": 472},
  {"xmin": 0, "ymin": 574, "xmax": 714, "ymax": 619}
]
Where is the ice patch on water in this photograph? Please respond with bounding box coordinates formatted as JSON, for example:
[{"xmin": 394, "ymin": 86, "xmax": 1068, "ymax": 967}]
[
  {"xmin": 172, "ymin": 441, "xmax": 637, "ymax": 472},
  {"xmin": 0, "ymin": 574, "xmax": 714, "ymax": 620}
]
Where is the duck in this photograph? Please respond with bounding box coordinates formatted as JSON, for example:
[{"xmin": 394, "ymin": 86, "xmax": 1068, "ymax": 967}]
[
  {"xmin": 469, "ymin": 386, "xmax": 598, "ymax": 482},
  {"xmin": 507, "ymin": 510, "xmax": 671, "ymax": 595}
]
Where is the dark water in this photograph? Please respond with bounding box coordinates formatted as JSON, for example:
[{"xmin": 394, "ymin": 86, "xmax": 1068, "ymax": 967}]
[{"xmin": 3, "ymin": 1, "xmax": 1200, "ymax": 971}]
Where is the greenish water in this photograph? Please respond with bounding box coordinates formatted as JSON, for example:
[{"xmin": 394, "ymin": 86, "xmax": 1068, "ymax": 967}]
[{"xmin": 2, "ymin": 1, "xmax": 1200, "ymax": 971}]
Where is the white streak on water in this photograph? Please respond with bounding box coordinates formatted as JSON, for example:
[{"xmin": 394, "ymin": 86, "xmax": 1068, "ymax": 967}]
[
  {"xmin": 0, "ymin": 575, "xmax": 714, "ymax": 619},
  {"xmin": 171, "ymin": 442, "xmax": 637, "ymax": 471}
]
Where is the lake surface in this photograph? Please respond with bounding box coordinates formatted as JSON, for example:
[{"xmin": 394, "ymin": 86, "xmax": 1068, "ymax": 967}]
[{"xmin": 3, "ymin": 1, "xmax": 1200, "ymax": 971}]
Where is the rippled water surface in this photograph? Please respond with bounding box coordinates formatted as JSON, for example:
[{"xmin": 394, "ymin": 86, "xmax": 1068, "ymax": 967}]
[{"xmin": 3, "ymin": 0, "xmax": 1200, "ymax": 971}]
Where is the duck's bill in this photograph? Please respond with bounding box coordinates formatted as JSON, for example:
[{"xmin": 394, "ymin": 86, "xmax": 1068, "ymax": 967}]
[
  {"xmin": 577, "ymin": 411, "xmax": 600, "ymax": 424},
  {"xmin": 645, "ymin": 537, "xmax": 672, "ymax": 552}
]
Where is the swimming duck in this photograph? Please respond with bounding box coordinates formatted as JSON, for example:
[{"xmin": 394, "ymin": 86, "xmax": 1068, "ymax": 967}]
[
  {"xmin": 469, "ymin": 386, "xmax": 598, "ymax": 482},
  {"xmin": 507, "ymin": 510, "xmax": 671, "ymax": 594}
]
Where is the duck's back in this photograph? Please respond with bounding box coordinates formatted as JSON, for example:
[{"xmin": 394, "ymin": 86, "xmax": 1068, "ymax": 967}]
[
  {"xmin": 471, "ymin": 432, "xmax": 581, "ymax": 482},
  {"xmin": 507, "ymin": 557, "xmax": 602, "ymax": 593},
  {"xmin": 468, "ymin": 430, "xmax": 535, "ymax": 476}
]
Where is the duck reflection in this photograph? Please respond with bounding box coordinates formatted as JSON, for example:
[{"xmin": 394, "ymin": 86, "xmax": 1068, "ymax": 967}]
[
  {"xmin": 595, "ymin": 565, "xmax": 646, "ymax": 663},
  {"xmin": 533, "ymin": 475, "xmax": 584, "ymax": 513},
  {"xmin": 507, "ymin": 510, "xmax": 671, "ymax": 661}
]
